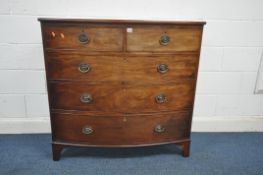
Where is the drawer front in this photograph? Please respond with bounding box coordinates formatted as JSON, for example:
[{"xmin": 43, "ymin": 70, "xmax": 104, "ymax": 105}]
[
  {"xmin": 42, "ymin": 25, "xmax": 123, "ymax": 51},
  {"xmin": 127, "ymin": 26, "xmax": 202, "ymax": 52},
  {"xmin": 52, "ymin": 112, "xmax": 191, "ymax": 145},
  {"xmin": 49, "ymin": 81, "xmax": 195, "ymax": 113},
  {"xmin": 46, "ymin": 53, "xmax": 198, "ymax": 81}
]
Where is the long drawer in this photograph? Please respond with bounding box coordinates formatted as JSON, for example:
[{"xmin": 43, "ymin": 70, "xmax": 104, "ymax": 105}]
[
  {"xmin": 46, "ymin": 53, "xmax": 198, "ymax": 81},
  {"xmin": 52, "ymin": 111, "xmax": 191, "ymax": 145},
  {"xmin": 48, "ymin": 81, "xmax": 195, "ymax": 113}
]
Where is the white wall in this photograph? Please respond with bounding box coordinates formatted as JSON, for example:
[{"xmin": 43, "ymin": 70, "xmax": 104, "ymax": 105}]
[{"xmin": 0, "ymin": 0, "xmax": 263, "ymax": 133}]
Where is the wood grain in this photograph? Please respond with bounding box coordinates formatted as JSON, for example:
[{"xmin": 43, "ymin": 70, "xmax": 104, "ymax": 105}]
[
  {"xmin": 127, "ymin": 26, "xmax": 203, "ymax": 52},
  {"xmin": 46, "ymin": 53, "xmax": 198, "ymax": 81},
  {"xmin": 42, "ymin": 24, "xmax": 123, "ymax": 51},
  {"xmin": 39, "ymin": 19, "xmax": 205, "ymax": 160},
  {"xmin": 38, "ymin": 18, "xmax": 206, "ymax": 25},
  {"xmin": 52, "ymin": 111, "xmax": 191, "ymax": 145},
  {"xmin": 48, "ymin": 80, "xmax": 195, "ymax": 113}
]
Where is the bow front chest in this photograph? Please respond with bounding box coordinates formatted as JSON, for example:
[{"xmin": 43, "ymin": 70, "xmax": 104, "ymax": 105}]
[{"xmin": 39, "ymin": 18, "xmax": 205, "ymax": 161}]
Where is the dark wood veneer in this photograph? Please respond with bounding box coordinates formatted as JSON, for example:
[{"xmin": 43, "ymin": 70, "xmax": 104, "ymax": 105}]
[
  {"xmin": 52, "ymin": 112, "xmax": 191, "ymax": 145},
  {"xmin": 43, "ymin": 25, "xmax": 123, "ymax": 51},
  {"xmin": 39, "ymin": 18, "xmax": 205, "ymax": 161},
  {"xmin": 38, "ymin": 18, "xmax": 206, "ymax": 25},
  {"xmin": 46, "ymin": 54, "xmax": 199, "ymax": 81},
  {"xmin": 48, "ymin": 80, "xmax": 195, "ymax": 112}
]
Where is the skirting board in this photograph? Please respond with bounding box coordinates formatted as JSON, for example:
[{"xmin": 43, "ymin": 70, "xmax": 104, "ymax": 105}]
[{"xmin": 0, "ymin": 116, "xmax": 263, "ymax": 134}]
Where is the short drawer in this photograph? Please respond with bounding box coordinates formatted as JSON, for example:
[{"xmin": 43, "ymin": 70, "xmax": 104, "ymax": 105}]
[
  {"xmin": 127, "ymin": 26, "xmax": 202, "ymax": 52},
  {"xmin": 52, "ymin": 111, "xmax": 191, "ymax": 145},
  {"xmin": 48, "ymin": 81, "xmax": 195, "ymax": 113},
  {"xmin": 46, "ymin": 53, "xmax": 198, "ymax": 81},
  {"xmin": 42, "ymin": 24, "xmax": 123, "ymax": 51}
]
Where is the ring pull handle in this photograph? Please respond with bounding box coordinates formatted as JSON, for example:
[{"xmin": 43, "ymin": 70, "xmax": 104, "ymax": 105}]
[
  {"xmin": 154, "ymin": 124, "xmax": 165, "ymax": 133},
  {"xmin": 159, "ymin": 35, "xmax": 170, "ymax": 46},
  {"xmin": 157, "ymin": 64, "xmax": 168, "ymax": 74},
  {"xmin": 82, "ymin": 126, "xmax": 93, "ymax": 135},
  {"xmin": 155, "ymin": 94, "xmax": 167, "ymax": 104},
  {"xmin": 78, "ymin": 63, "xmax": 91, "ymax": 73},
  {"xmin": 51, "ymin": 32, "xmax": 56, "ymax": 38},
  {"xmin": 80, "ymin": 93, "xmax": 93, "ymax": 103},
  {"xmin": 78, "ymin": 32, "xmax": 89, "ymax": 44}
]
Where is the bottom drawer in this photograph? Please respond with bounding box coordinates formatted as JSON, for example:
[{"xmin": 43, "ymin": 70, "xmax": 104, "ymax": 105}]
[{"xmin": 52, "ymin": 111, "xmax": 192, "ymax": 146}]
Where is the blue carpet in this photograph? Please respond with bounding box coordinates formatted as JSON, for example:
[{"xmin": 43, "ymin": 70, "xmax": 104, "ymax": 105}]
[{"xmin": 0, "ymin": 133, "xmax": 262, "ymax": 175}]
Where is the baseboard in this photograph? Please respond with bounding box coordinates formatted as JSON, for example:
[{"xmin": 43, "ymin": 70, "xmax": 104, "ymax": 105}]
[
  {"xmin": 192, "ymin": 116, "xmax": 263, "ymax": 132},
  {"xmin": 0, "ymin": 116, "xmax": 263, "ymax": 134},
  {"xmin": 0, "ymin": 117, "xmax": 51, "ymax": 134}
]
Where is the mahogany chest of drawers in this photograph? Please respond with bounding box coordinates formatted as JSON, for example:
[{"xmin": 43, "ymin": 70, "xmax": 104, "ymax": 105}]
[{"xmin": 38, "ymin": 18, "xmax": 205, "ymax": 161}]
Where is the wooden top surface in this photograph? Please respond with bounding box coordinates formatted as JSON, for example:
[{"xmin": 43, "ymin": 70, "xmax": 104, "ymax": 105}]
[{"xmin": 38, "ymin": 18, "xmax": 206, "ymax": 25}]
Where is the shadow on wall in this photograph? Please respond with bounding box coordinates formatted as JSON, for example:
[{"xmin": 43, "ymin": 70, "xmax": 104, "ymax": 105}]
[{"xmin": 255, "ymin": 52, "xmax": 263, "ymax": 94}]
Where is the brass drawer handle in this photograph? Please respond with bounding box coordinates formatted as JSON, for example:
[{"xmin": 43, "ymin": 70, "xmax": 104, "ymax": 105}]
[
  {"xmin": 157, "ymin": 64, "xmax": 168, "ymax": 74},
  {"xmin": 159, "ymin": 35, "xmax": 170, "ymax": 46},
  {"xmin": 154, "ymin": 124, "xmax": 165, "ymax": 133},
  {"xmin": 155, "ymin": 94, "xmax": 167, "ymax": 103},
  {"xmin": 78, "ymin": 33, "xmax": 89, "ymax": 44},
  {"xmin": 82, "ymin": 126, "xmax": 93, "ymax": 135},
  {"xmin": 80, "ymin": 93, "xmax": 93, "ymax": 103},
  {"xmin": 78, "ymin": 63, "xmax": 91, "ymax": 73}
]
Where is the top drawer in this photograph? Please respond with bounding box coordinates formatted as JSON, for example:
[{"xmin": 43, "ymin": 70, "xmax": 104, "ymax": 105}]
[
  {"xmin": 42, "ymin": 24, "xmax": 123, "ymax": 51},
  {"xmin": 127, "ymin": 26, "xmax": 203, "ymax": 52}
]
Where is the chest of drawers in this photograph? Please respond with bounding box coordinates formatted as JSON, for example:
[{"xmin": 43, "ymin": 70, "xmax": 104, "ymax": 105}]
[{"xmin": 39, "ymin": 18, "xmax": 205, "ymax": 161}]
